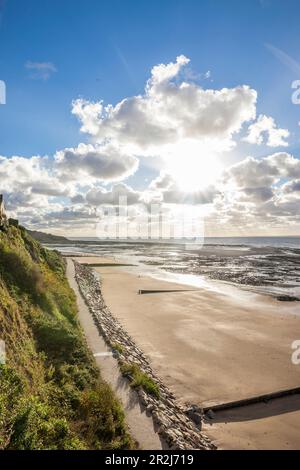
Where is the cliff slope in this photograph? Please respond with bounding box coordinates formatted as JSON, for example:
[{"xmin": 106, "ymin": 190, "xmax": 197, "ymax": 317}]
[{"xmin": 0, "ymin": 225, "xmax": 133, "ymax": 450}]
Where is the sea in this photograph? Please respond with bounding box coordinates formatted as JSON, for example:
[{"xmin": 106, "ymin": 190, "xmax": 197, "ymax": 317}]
[{"xmin": 50, "ymin": 236, "xmax": 300, "ymax": 302}]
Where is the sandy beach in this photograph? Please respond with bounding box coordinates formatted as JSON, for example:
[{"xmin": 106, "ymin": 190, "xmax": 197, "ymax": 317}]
[{"xmin": 74, "ymin": 255, "xmax": 300, "ymax": 449}]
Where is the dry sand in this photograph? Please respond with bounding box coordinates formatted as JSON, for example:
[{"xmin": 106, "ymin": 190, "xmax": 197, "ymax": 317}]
[
  {"xmin": 74, "ymin": 255, "xmax": 300, "ymax": 449},
  {"xmin": 203, "ymin": 394, "xmax": 300, "ymax": 450}
]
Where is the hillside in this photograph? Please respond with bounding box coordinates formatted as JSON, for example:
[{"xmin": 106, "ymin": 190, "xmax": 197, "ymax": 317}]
[
  {"xmin": 0, "ymin": 224, "xmax": 134, "ymax": 450},
  {"xmin": 26, "ymin": 229, "xmax": 70, "ymax": 244}
]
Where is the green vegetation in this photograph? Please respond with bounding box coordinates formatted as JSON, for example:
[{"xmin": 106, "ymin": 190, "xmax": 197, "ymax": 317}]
[
  {"xmin": 26, "ymin": 228, "xmax": 70, "ymax": 244},
  {"xmin": 111, "ymin": 342, "xmax": 124, "ymax": 355},
  {"xmin": 120, "ymin": 362, "xmax": 160, "ymax": 399},
  {"xmin": 0, "ymin": 225, "xmax": 134, "ymax": 450}
]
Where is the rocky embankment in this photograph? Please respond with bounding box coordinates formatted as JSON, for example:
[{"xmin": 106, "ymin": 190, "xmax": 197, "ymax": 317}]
[{"xmin": 74, "ymin": 261, "xmax": 215, "ymax": 450}]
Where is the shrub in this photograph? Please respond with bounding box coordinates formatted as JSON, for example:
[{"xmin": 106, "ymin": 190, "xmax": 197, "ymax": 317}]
[
  {"xmin": 120, "ymin": 363, "xmax": 160, "ymax": 399},
  {"xmin": 78, "ymin": 385, "xmax": 133, "ymax": 449},
  {"xmin": 41, "ymin": 248, "xmax": 66, "ymax": 277},
  {"xmin": 0, "ymin": 365, "xmax": 24, "ymax": 449},
  {"xmin": 0, "ymin": 246, "xmax": 45, "ymax": 300},
  {"xmin": 9, "ymin": 396, "xmax": 85, "ymax": 450},
  {"xmin": 30, "ymin": 314, "xmax": 90, "ymax": 366},
  {"xmin": 111, "ymin": 342, "xmax": 124, "ymax": 354}
]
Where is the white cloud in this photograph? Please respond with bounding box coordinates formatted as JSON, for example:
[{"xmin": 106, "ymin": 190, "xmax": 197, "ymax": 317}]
[
  {"xmin": 71, "ymin": 99, "xmax": 103, "ymax": 136},
  {"xmin": 0, "ymin": 155, "xmax": 69, "ymax": 198},
  {"xmin": 85, "ymin": 183, "xmax": 141, "ymax": 206},
  {"xmin": 149, "ymin": 172, "xmax": 174, "ymax": 190},
  {"xmin": 282, "ymin": 179, "xmax": 300, "ymax": 195},
  {"xmin": 54, "ymin": 143, "xmax": 139, "ymax": 182},
  {"xmin": 0, "ymin": 144, "xmax": 139, "ymax": 228},
  {"xmin": 2, "ymin": 149, "xmax": 300, "ymax": 234},
  {"xmin": 210, "ymin": 152, "xmax": 300, "ymax": 233},
  {"xmin": 148, "ymin": 171, "xmax": 218, "ymax": 205},
  {"xmin": 2, "ymin": 55, "xmax": 300, "ymax": 234},
  {"xmin": 47, "ymin": 206, "xmax": 97, "ymax": 222},
  {"xmin": 25, "ymin": 61, "xmax": 57, "ymax": 80},
  {"xmin": 223, "ymin": 152, "xmax": 300, "ymax": 190},
  {"xmin": 244, "ymin": 114, "xmax": 289, "ymax": 147},
  {"xmin": 72, "ymin": 55, "xmax": 257, "ymax": 155},
  {"xmin": 237, "ymin": 186, "xmax": 274, "ymax": 203},
  {"xmin": 149, "ymin": 54, "xmax": 190, "ymax": 86},
  {"xmin": 0, "ymin": 142, "xmax": 139, "ymax": 229}
]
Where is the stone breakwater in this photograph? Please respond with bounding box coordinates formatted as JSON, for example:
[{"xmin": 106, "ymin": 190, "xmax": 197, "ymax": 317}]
[{"xmin": 74, "ymin": 260, "xmax": 215, "ymax": 450}]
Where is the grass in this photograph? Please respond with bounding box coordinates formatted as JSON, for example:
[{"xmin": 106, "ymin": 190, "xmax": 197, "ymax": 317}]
[
  {"xmin": 120, "ymin": 362, "xmax": 160, "ymax": 399},
  {"xmin": 0, "ymin": 225, "xmax": 135, "ymax": 450},
  {"xmin": 111, "ymin": 342, "xmax": 124, "ymax": 355}
]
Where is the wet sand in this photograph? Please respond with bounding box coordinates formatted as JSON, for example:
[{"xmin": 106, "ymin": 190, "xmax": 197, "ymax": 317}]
[{"xmin": 74, "ymin": 255, "xmax": 300, "ymax": 449}]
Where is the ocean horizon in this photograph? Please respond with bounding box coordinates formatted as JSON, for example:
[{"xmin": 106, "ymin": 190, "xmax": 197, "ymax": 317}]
[{"xmin": 67, "ymin": 235, "xmax": 300, "ymax": 249}]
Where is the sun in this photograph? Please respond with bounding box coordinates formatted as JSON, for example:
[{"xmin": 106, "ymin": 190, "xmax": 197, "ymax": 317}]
[{"xmin": 164, "ymin": 143, "xmax": 223, "ymax": 192}]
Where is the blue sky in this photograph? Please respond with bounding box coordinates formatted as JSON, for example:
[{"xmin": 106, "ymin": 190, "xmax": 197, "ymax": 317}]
[
  {"xmin": 1, "ymin": 0, "xmax": 300, "ymax": 236},
  {"xmin": 1, "ymin": 0, "xmax": 300, "ymax": 156}
]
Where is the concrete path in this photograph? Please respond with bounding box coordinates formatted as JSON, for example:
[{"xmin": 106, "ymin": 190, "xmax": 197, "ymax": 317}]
[{"xmin": 66, "ymin": 258, "xmax": 164, "ymax": 450}]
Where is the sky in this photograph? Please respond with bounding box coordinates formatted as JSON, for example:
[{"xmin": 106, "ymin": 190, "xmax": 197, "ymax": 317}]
[{"xmin": 1, "ymin": 0, "xmax": 300, "ymax": 237}]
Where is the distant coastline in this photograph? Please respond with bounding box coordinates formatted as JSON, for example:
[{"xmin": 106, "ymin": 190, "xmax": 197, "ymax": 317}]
[{"xmin": 29, "ymin": 227, "xmax": 300, "ymax": 249}]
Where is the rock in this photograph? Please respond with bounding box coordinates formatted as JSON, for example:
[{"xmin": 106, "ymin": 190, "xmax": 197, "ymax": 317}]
[
  {"xmin": 185, "ymin": 405, "xmax": 202, "ymax": 426},
  {"xmin": 146, "ymin": 403, "xmax": 155, "ymax": 413},
  {"xmin": 277, "ymin": 295, "xmax": 300, "ymax": 302},
  {"xmin": 186, "ymin": 409, "xmax": 202, "ymax": 425},
  {"xmin": 205, "ymin": 409, "xmax": 215, "ymax": 420}
]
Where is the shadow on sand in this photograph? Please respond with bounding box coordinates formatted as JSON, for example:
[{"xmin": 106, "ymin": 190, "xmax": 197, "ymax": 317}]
[{"xmin": 205, "ymin": 394, "xmax": 300, "ymax": 424}]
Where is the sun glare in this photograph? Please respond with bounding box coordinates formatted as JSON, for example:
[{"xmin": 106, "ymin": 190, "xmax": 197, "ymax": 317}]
[{"xmin": 165, "ymin": 145, "xmax": 223, "ymax": 192}]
